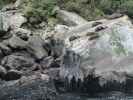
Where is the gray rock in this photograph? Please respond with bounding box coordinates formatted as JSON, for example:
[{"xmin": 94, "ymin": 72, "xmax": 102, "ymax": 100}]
[
  {"xmin": 2, "ymin": 35, "xmax": 27, "ymax": 50},
  {"xmin": 0, "ymin": 42, "xmax": 12, "ymax": 55},
  {"xmin": 0, "ymin": 11, "xmax": 27, "ymax": 32},
  {"xmin": 53, "ymin": 24, "xmax": 71, "ymax": 40},
  {"xmin": 13, "ymin": 28, "xmax": 31, "ymax": 41},
  {"xmin": 14, "ymin": 0, "xmax": 22, "ymax": 8},
  {"xmin": 27, "ymin": 35, "xmax": 48, "ymax": 60},
  {"xmin": 8, "ymin": 13, "xmax": 27, "ymax": 29},
  {"xmin": 54, "ymin": 25, "xmax": 70, "ymax": 36},
  {"xmin": 106, "ymin": 13, "xmax": 123, "ymax": 19},
  {"xmin": 40, "ymin": 56, "xmax": 54, "ymax": 69},
  {"xmin": 1, "ymin": 52, "xmax": 35, "ymax": 71},
  {"xmin": 29, "ymin": 16, "xmax": 40, "ymax": 24},
  {"xmin": 0, "ymin": 12, "xmax": 10, "ymax": 32},
  {"xmin": 53, "ymin": 15, "xmax": 133, "ymax": 92},
  {"xmin": 45, "ymin": 68, "xmax": 60, "ymax": 80},
  {"xmin": 56, "ymin": 9, "xmax": 87, "ymax": 26},
  {"xmin": 47, "ymin": 38, "xmax": 65, "ymax": 58},
  {"xmin": 92, "ymin": 21, "xmax": 102, "ymax": 27}
]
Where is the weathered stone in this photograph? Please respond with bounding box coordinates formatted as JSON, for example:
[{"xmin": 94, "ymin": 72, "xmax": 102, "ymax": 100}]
[
  {"xmin": 40, "ymin": 74, "xmax": 50, "ymax": 81},
  {"xmin": 47, "ymin": 38, "xmax": 65, "ymax": 58},
  {"xmin": 0, "ymin": 11, "xmax": 27, "ymax": 32},
  {"xmin": 1, "ymin": 52, "xmax": 35, "ymax": 70},
  {"xmin": 9, "ymin": 13, "xmax": 27, "ymax": 29},
  {"xmin": 56, "ymin": 9, "xmax": 87, "ymax": 26},
  {"xmin": 106, "ymin": 13, "xmax": 123, "ymax": 19},
  {"xmin": 0, "ymin": 12, "xmax": 10, "ymax": 32},
  {"xmin": 54, "ymin": 15, "xmax": 133, "ymax": 93},
  {"xmin": 13, "ymin": 28, "xmax": 31, "ymax": 41},
  {"xmin": 65, "ymin": 32, "xmax": 97, "ymax": 59},
  {"xmin": 4, "ymin": 35, "xmax": 27, "ymax": 49},
  {"xmin": 27, "ymin": 35, "xmax": 48, "ymax": 60},
  {"xmin": 0, "ymin": 42, "xmax": 12, "ymax": 55},
  {"xmin": 40, "ymin": 56, "xmax": 54, "ymax": 69},
  {"xmin": 54, "ymin": 24, "xmax": 69, "ymax": 32},
  {"xmin": 45, "ymin": 68, "xmax": 60, "ymax": 80},
  {"xmin": 92, "ymin": 21, "xmax": 102, "ymax": 27},
  {"xmin": 29, "ymin": 16, "xmax": 40, "ymax": 24},
  {"xmin": 14, "ymin": 0, "xmax": 22, "ymax": 8}
]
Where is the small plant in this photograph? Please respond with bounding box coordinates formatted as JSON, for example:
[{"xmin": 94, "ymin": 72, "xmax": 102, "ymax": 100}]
[
  {"xmin": 0, "ymin": 0, "xmax": 15, "ymax": 9},
  {"xmin": 98, "ymin": 0, "xmax": 133, "ymax": 17},
  {"xmin": 22, "ymin": 0, "xmax": 57, "ymax": 23},
  {"xmin": 57, "ymin": 0, "xmax": 104, "ymax": 21}
]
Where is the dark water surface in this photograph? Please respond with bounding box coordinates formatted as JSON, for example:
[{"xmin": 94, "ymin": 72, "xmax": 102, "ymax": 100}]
[{"xmin": 59, "ymin": 92, "xmax": 133, "ymax": 100}]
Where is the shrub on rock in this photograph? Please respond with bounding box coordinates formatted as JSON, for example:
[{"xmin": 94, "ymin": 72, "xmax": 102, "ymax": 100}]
[{"xmin": 22, "ymin": 0, "xmax": 57, "ymax": 23}]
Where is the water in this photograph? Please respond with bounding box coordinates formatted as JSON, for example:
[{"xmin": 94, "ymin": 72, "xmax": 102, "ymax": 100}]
[{"xmin": 59, "ymin": 92, "xmax": 133, "ymax": 100}]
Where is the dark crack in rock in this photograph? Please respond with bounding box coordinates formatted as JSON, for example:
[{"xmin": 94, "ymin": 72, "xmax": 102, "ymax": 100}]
[{"xmin": 4, "ymin": 69, "xmax": 22, "ymax": 81}]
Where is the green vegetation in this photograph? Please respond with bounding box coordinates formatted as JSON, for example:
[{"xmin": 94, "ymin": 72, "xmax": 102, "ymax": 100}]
[
  {"xmin": 21, "ymin": 0, "xmax": 57, "ymax": 23},
  {"xmin": 57, "ymin": 0, "xmax": 133, "ymax": 20},
  {"xmin": 98, "ymin": 0, "xmax": 133, "ymax": 17},
  {"xmin": 0, "ymin": 0, "xmax": 15, "ymax": 9},
  {"xmin": 57, "ymin": 0, "xmax": 104, "ymax": 20},
  {"xmin": 1, "ymin": 0, "xmax": 133, "ymax": 22}
]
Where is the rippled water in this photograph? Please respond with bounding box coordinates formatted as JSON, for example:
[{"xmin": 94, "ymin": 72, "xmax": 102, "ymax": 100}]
[{"xmin": 59, "ymin": 92, "xmax": 133, "ymax": 100}]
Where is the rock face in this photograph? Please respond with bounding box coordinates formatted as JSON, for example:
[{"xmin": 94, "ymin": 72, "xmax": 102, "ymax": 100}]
[
  {"xmin": 1, "ymin": 52, "xmax": 35, "ymax": 71},
  {"xmin": 27, "ymin": 35, "xmax": 48, "ymax": 60},
  {"xmin": 5, "ymin": 35, "xmax": 27, "ymax": 49},
  {"xmin": 8, "ymin": 13, "xmax": 27, "ymax": 29},
  {"xmin": 55, "ymin": 15, "xmax": 133, "ymax": 93},
  {"xmin": 1, "ymin": 2, "xmax": 133, "ymax": 99},
  {"xmin": 56, "ymin": 9, "xmax": 88, "ymax": 26},
  {"xmin": 0, "ymin": 12, "xmax": 10, "ymax": 32},
  {"xmin": 0, "ymin": 11, "xmax": 27, "ymax": 31}
]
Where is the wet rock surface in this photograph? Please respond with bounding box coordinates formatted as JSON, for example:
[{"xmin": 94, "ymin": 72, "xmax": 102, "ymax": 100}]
[{"xmin": 1, "ymin": 2, "xmax": 133, "ymax": 100}]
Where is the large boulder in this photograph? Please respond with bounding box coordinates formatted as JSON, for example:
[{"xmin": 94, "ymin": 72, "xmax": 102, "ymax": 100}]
[
  {"xmin": 9, "ymin": 13, "xmax": 27, "ymax": 29},
  {"xmin": 58, "ymin": 15, "xmax": 133, "ymax": 92},
  {"xmin": 0, "ymin": 42, "xmax": 12, "ymax": 56},
  {"xmin": 0, "ymin": 12, "xmax": 10, "ymax": 33},
  {"xmin": 0, "ymin": 34, "xmax": 27, "ymax": 56},
  {"xmin": 0, "ymin": 11, "xmax": 27, "ymax": 31},
  {"xmin": 14, "ymin": 0, "xmax": 22, "ymax": 8},
  {"xmin": 1, "ymin": 52, "xmax": 35, "ymax": 71},
  {"xmin": 26, "ymin": 35, "xmax": 48, "ymax": 60},
  {"xmin": 56, "ymin": 9, "xmax": 87, "ymax": 26},
  {"xmin": 13, "ymin": 28, "xmax": 31, "ymax": 41},
  {"xmin": 3, "ymin": 35, "xmax": 27, "ymax": 49}
]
